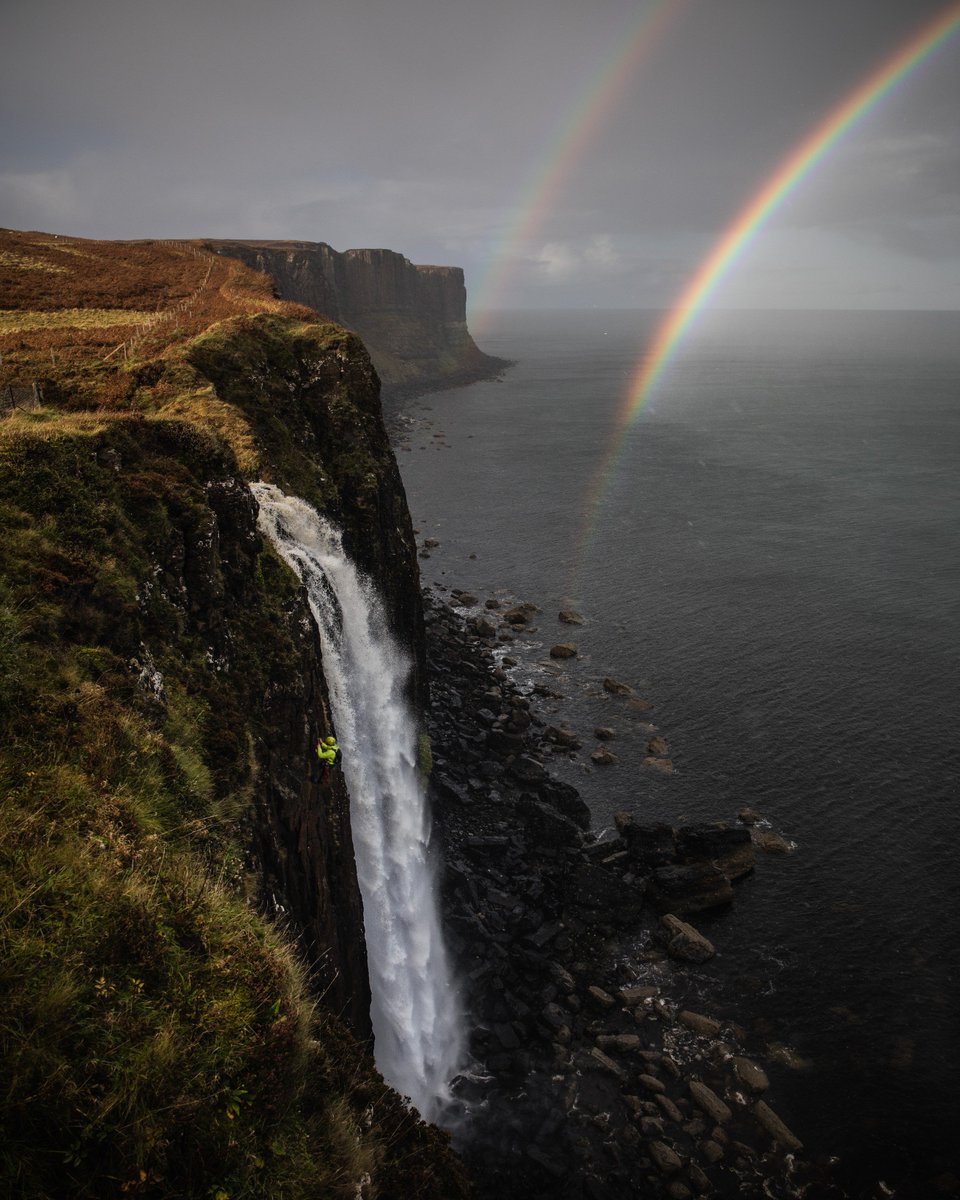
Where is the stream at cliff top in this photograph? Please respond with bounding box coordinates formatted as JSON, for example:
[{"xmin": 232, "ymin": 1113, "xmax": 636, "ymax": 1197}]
[
  {"xmin": 252, "ymin": 483, "xmax": 463, "ymax": 1123},
  {"xmin": 394, "ymin": 308, "xmax": 960, "ymax": 1196}
]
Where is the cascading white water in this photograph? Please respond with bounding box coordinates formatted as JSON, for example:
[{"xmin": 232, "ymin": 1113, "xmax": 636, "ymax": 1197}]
[{"xmin": 252, "ymin": 483, "xmax": 462, "ymax": 1122}]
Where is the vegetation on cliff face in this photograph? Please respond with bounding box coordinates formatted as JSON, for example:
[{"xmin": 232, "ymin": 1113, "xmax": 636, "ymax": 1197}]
[{"xmin": 0, "ymin": 231, "xmax": 465, "ymax": 1197}]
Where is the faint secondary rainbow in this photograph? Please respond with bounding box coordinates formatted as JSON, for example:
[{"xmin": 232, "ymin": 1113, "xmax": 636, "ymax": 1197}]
[
  {"xmin": 470, "ymin": 0, "xmax": 687, "ymax": 334},
  {"xmin": 573, "ymin": 0, "xmax": 960, "ymax": 577}
]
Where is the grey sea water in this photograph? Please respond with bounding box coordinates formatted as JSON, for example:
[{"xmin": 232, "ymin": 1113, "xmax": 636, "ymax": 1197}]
[{"xmin": 395, "ymin": 308, "xmax": 960, "ymax": 1197}]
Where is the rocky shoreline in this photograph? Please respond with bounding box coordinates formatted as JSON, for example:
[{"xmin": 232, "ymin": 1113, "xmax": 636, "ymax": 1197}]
[{"xmin": 424, "ymin": 589, "xmax": 839, "ymax": 1200}]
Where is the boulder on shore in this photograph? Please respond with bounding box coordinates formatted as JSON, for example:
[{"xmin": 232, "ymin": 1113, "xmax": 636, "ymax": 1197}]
[
  {"xmin": 675, "ymin": 823, "xmax": 755, "ymax": 881},
  {"xmin": 550, "ymin": 643, "xmax": 578, "ymax": 659},
  {"xmin": 642, "ymin": 755, "xmax": 674, "ymax": 773},
  {"xmin": 753, "ymin": 1099, "xmax": 803, "ymax": 1151},
  {"xmin": 649, "ymin": 862, "xmax": 734, "ymax": 914},
  {"xmin": 657, "ymin": 914, "xmax": 716, "ymax": 962},
  {"xmin": 558, "ymin": 610, "xmax": 584, "ymax": 625},
  {"xmin": 590, "ymin": 745, "xmax": 618, "ymax": 766}
]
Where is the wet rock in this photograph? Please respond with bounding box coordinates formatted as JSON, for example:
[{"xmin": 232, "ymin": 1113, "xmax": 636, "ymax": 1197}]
[
  {"xmin": 649, "ymin": 1140, "xmax": 683, "ymax": 1174},
  {"xmin": 751, "ymin": 827, "xmax": 793, "ymax": 854},
  {"xmin": 558, "ymin": 610, "xmax": 584, "ymax": 625},
  {"xmin": 469, "ymin": 616, "xmax": 498, "ymax": 639},
  {"xmin": 486, "ymin": 728, "xmax": 524, "ymax": 755},
  {"xmin": 616, "ymin": 817, "xmax": 677, "ymax": 869},
  {"xmin": 753, "ymin": 1099, "xmax": 803, "ymax": 1151},
  {"xmin": 586, "ymin": 985, "xmax": 616, "ymax": 1010},
  {"xmin": 618, "ymin": 983, "xmax": 658, "ymax": 1005},
  {"xmin": 452, "ymin": 592, "xmax": 478, "ymax": 607},
  {"xmin": 541, "ymin": 780, "xmax": 591, "ymax": 827},
  {"xmin": 667, "ymin": 1182, "xmax": 692, "ymax": 1200},
  {"xmin": 511, "ymin": 755, "xmax": 548, "ymax": 784},
  {"xmin": 502, "ymin": 604, "xmax": 537, "ymax": 624},
  {"xmin": 675, "ymin": 823, "xmax": 755, "ymax": 880},
  {"xmin": 647, "ymin": 735, "xmax": 669, "ymax": 755},
  {"xmin": 687, "ymin": 1163, "xmax": 710, "ymax": 1194},
  {"xmin": 544, "ymin": 724, "xmax": 582, "ymax": 750},
  {"xmin": 638, "ymin": 1073, "xmax": 666, "ymax": 1095},
  {"xmin": 658, "ymin": 915, "xmax": 716, "ymax": 963},
  {"xmin": 549, "ymin": 642, "xmax": 578, "ymax": 659},
  {"xmin": 518, "ymin": 799, "xmax": 582, "ymax": 848},
  {"xmin": 596, "ymin": 1033, "xmax": 643, "ymax": 1053},
  {"xmin": 588, "ymin": 1046, "xmax": 628, "ymax": 1081},
  {"xmin": 650, "ymin": 862, "xmax": 734, "ymax": 914},
  {"xmin": 569, "ymin": 862, "xmax": 645, "ymax": 927},
  {"xmin": 593, "ymin": 726, "xmax": 615, "ymax": 740},
  {"xmin": 731, "ymin": 1056, "xmax": 769, "ymax": 1093},
  {"xmin": 678, "ymin": 1010, "xmax": 723, "ymax": 1037},
  {"xmin": 602, "ymin": 677, "xmax": 634, "ymax": 696},
  {"xmin": 654, "ymin": 1094, "xmax": 684, "ymax": 1123},
  {"xmin": 688, "ymin": 1080, "xmax": 732, "ymax": 1125},
  {"xmin": 590, "ymin": 746, "xmax": 618, "ymax": 765},
  {"xmin": 493, "ymin": 1022, "xmax": 521, "ymax": 1050},
  {"xmin": 642, "ymin": 756, "xmax": 674, "ymax": 773},
  {"xmin": 701, "ymin": 1140, "xmax": 723, "ymax": 1163}
]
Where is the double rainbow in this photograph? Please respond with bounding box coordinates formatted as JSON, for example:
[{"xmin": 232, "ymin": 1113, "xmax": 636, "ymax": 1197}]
[
  {"xmin": 575, "ymin": 1, "xmax": 960, "ymax": 572},
  {"xmin": 470, "ymin": 0, "xmax": 688, "ymax": 332}
]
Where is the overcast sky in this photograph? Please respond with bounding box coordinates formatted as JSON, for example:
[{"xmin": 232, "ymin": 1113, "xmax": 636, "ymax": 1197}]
[{"xmin": 3, "ymin": 0, "xmax": 959, "ymax": 311}]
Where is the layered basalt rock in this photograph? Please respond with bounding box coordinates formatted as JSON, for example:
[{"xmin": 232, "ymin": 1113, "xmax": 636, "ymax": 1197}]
[{"xmin": 208, "ymin": 239, "xmax": 508, "ymax": 398}]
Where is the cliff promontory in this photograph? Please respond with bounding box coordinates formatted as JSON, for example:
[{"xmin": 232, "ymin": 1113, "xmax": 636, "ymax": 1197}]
[
  {"xmin": 0, "ymin": 228, "xmax": 467, "ymax": 1198},
  {"xmin": 208, "ymin": 239, "xmax": 508, "ymax": 399}
]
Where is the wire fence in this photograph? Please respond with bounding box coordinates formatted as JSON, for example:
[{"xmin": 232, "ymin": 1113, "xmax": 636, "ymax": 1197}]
[
  {"xmin": 104, "ymin": 242, "xmax": 216, "ymax": 363},
  {"xmin": 1, "ymin": 241, "xmax": 231, "ymax": 419},
  {"xmin": 0, "ymin": 381, "xmax": 42, "ymax": 416}
]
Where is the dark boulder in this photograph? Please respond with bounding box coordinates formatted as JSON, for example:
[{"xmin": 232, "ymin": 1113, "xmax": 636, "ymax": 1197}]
[
  {"xmin": 675, "ymin": 822, "xmax": 755, "ymax": 880},
  {"xmin": 615, "ymin": 816, "xmax": 677, "ymax": 869},
  {"xmin": 566, "ymin": 862, "xmax": 645, "ymax": 927},
  {"xmin": 519, "ymin": 799, "xmax": 583, "ymax": 848},
  {"xmin": 648, "ymin": 862, "xmax": 734, "ymax": 914}
]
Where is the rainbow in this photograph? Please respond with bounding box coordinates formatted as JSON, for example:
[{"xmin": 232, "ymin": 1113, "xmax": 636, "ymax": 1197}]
[
  {"xmin": 574, "ymin": 1, "xmax": 960, "ymax": 571},
  {"xmin": 470, "ymin": 0, "xmax": 688, "ymax": 333}
]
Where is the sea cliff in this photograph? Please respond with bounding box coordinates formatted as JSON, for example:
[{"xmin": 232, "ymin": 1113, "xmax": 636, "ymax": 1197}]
[
  {"xmin": 208, "ymin": 239, "xmax": 508, "ymax": 399},
  {"xmin": 0, "ymin": 228, "xmax": 466, "ymax": 1197}
]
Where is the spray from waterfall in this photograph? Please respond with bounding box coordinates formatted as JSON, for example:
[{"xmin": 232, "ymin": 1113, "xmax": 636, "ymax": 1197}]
[{"xmin": 252, "ymin": 483, "xmax": 463, "ymax": 1122}]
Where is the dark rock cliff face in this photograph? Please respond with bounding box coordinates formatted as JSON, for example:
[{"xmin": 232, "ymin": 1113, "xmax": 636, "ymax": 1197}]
[
  {"xmin": 0, "ymin": 234, "xmax": 474, "ymax": 1196},
  {"xmin": 186, "ymin": 312, "xmax": 427, "ymax": 701},
  {"xmin": 208, "ymin": 240, "xmax": 508, "ymax": 399}
]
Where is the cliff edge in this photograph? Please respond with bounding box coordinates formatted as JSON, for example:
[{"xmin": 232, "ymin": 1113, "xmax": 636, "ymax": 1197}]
[
  {"xmin": 209, "ymin": 239, "xmax": 509, "ymax": 399},
  {"xmin": 0, "ymin": 228, "xmax": 467, "ymax": 1198}
]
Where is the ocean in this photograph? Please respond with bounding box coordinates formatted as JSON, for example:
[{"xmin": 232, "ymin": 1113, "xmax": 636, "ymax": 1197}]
[{"xmin": 392, "ymin": 308, "xmax": 959, "ymax": 1198}]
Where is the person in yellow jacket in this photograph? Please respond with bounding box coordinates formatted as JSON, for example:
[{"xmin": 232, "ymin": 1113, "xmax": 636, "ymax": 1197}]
[{"xmin": 316, "ymin": 735, "xmax": 341, "ymax": 777}]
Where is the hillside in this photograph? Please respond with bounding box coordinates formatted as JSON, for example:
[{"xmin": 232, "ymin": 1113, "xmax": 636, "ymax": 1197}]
[{"xmin": 0, "ymin": 228, "xmax": 467, "ymax": 1198}]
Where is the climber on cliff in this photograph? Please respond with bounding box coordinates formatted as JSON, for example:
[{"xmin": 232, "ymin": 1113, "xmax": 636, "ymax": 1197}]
[{"xmin": 315, "ymin": 735, "xmax": 341, "ymax": 780}]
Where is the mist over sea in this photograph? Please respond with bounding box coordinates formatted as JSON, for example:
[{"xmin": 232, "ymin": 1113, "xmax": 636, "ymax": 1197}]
[{"xmin": 395, "ymin": 307, "xmax": 960, "ymax": 1196}]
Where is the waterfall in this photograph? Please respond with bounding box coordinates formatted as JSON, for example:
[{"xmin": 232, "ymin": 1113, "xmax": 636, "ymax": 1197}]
[{"xmin": 252, "ymin": 483, "xmax": 462, "ymax": 1122}]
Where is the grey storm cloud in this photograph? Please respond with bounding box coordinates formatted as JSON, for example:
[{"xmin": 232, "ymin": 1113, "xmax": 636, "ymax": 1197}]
[{"xmin": 2, "ymin": 0, "xmax": 958, "ymax": 309}]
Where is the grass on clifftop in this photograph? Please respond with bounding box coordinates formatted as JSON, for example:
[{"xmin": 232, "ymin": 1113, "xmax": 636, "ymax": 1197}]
[{"xmin": 0, "ymin": 234, "xmax": 466, "ymax": 1198}]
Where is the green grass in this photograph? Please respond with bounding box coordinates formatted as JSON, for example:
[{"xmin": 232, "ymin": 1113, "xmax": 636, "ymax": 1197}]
[{"xmin": 0, "ymin": 362, "xmax": 467, "ymax": 1196}]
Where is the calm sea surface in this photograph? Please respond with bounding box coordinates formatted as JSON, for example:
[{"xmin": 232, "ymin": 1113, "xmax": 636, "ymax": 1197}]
[{"xmin": 393, "ymin": 309, "xmax": 959, "ymax": 1197}]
